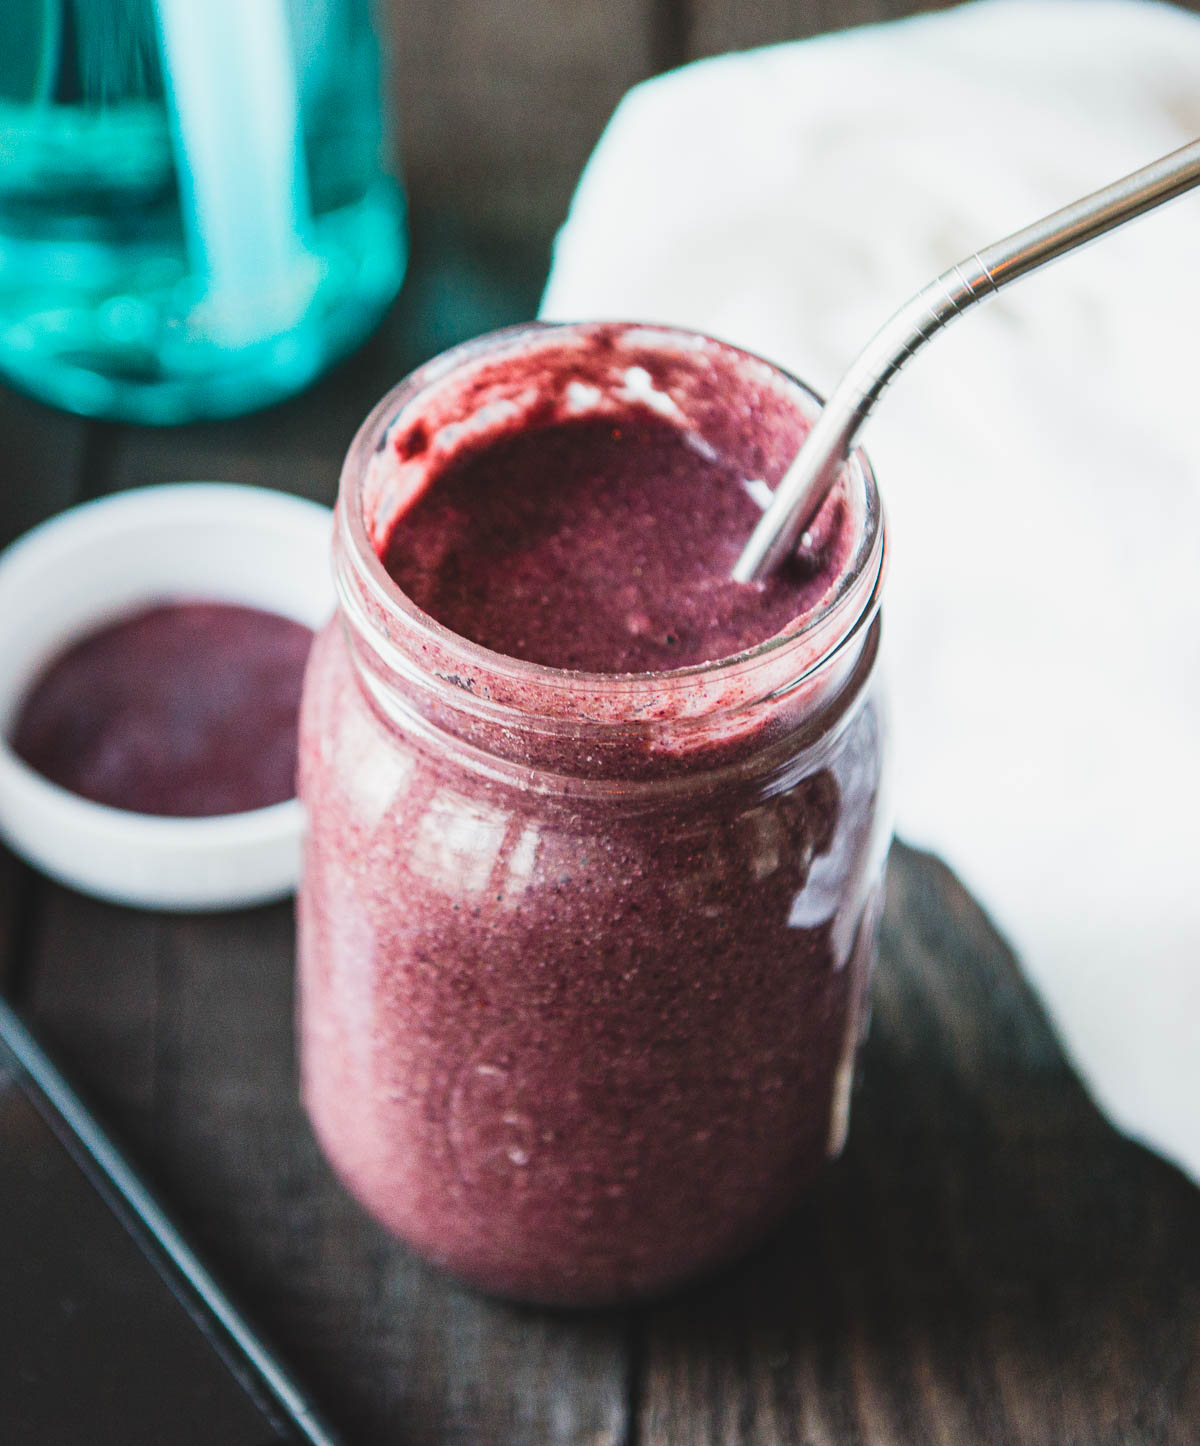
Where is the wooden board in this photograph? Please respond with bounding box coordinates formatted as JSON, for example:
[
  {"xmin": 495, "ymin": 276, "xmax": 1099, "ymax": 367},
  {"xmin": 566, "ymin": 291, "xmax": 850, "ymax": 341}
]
[{"xmin": 382, "ymin": 0, "xmax": 656, "ymax": 243}]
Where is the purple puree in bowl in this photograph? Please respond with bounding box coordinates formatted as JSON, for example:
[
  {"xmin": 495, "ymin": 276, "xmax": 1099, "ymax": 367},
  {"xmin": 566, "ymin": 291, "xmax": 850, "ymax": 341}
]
[
  {"xmin": 298, "ymin": 323, "xmax": 888, "ymax": 1304},
  {"xmin": 13, "ymin": 602, "xmax": 314, "ymax": 817}
]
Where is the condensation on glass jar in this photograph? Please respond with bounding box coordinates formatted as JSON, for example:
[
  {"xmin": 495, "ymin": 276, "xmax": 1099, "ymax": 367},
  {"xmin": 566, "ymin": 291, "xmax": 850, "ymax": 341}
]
[{"xmin": 297, "ymin": 323, "xmax": 892, "ymax": 1306}]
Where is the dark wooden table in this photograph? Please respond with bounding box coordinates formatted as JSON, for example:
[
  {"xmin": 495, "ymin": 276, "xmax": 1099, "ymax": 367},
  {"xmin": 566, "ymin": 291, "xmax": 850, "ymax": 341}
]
[{"xmin": 1, "ymin": 208, "xmax": 1197, "ymax": 1446}]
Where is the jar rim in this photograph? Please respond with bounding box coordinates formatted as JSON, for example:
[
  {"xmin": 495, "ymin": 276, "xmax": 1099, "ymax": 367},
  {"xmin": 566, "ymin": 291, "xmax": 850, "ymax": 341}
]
[{"xmin": 336, "ymin": 321, "xmax": 885, "ymax": 721}]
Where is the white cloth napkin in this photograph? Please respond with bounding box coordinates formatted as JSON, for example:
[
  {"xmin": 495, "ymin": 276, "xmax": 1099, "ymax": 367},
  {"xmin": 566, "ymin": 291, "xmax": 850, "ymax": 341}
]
[{"xmin": 540, "ymin": 0, "xmax": 1200, "ymax": 1185}]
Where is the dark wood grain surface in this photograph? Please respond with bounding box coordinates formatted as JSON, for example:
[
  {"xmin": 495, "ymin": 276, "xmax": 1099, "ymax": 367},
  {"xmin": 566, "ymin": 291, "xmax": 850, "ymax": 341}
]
[{"xmin": 4, "ymin": 1, "xmax": 1200, "ymax": 1439}]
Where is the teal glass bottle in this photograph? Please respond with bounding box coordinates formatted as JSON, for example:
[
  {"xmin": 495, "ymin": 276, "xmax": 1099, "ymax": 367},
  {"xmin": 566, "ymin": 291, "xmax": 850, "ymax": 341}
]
[{"xmin": 0, "ymin": 0, "xmax": 406, "ymax": 423}]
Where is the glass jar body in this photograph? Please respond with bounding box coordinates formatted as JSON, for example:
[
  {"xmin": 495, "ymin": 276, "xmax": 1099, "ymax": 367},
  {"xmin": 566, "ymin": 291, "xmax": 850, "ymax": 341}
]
[{"xmin": 297, "ymin": 615, "xmax": 890, "ymax": 1306}]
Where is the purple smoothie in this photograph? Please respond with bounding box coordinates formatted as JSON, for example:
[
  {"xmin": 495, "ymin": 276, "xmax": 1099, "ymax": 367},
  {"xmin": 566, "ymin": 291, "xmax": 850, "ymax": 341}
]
[
  {"xmin": 13, "ymin": 602, "xmax": 313, "ymax": 817},
  {"xmin": 298, "ymin": 323, "xmax": 889, "ymax": 1304},
  {"xmin": 381, "ymin": 410, "xmax": 850, "ymax": 673}
]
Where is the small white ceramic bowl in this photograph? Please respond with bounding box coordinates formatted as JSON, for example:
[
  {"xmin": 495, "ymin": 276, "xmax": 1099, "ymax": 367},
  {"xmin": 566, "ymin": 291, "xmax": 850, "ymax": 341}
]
[{"xmin": 0, "ymin": 483, "xmax": 334, "ymax": 911}]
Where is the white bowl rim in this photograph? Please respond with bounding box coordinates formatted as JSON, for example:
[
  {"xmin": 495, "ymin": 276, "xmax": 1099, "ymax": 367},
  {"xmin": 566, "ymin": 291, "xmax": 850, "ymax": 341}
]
[{"xmin": 0, "ymin": 481, "xmax": 334, "ymax": 908}]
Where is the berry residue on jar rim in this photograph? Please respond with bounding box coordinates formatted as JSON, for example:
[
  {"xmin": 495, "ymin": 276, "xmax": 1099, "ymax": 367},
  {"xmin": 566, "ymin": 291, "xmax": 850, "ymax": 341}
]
[{"xmin": 362, "ymin": 322, "xmax": 869, "ymax": 678}]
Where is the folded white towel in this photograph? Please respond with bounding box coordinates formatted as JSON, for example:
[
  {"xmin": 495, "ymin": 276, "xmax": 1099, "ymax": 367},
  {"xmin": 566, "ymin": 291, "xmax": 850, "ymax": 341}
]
[{"xmin": 541, "ymin": 0, "xmax": 1200, "ymax": 1184}]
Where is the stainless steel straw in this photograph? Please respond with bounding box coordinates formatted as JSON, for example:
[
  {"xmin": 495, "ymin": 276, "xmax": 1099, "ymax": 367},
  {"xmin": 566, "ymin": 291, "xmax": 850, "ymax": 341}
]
[{"xmin": 732, "ymin": 137, "xmax": 1200, "ymax": 583}]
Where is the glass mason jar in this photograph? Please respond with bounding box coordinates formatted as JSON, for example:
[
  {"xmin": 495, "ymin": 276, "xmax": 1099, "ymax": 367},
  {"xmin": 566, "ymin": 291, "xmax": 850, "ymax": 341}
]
[{"xmin": 297, "ymin": 323, "xmax": 891, "ymax": 1306}]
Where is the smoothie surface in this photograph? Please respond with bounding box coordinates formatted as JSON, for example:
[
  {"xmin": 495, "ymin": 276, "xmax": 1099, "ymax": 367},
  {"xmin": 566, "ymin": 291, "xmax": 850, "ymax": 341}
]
[{"xmin": 370, "ymin": 329, "xmax": 857, "ymax": 675}]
